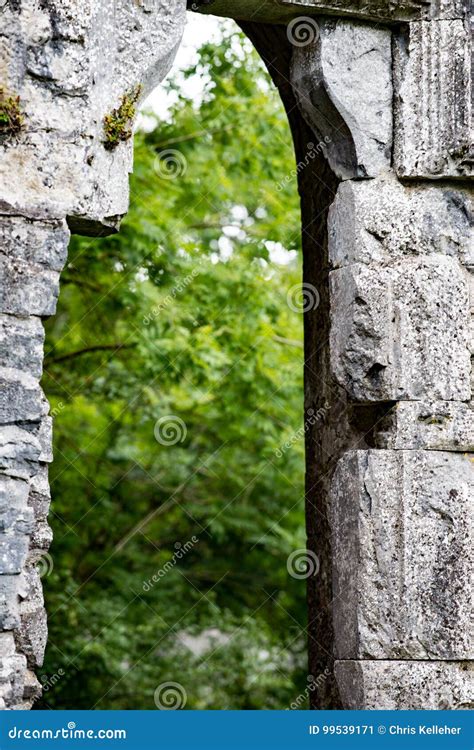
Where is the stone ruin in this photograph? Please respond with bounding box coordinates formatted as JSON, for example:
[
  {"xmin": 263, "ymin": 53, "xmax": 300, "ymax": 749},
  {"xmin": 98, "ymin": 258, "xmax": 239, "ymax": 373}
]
[{"xmin": 0, "ymin": 0, "xmax": 472, "ymax": 709}]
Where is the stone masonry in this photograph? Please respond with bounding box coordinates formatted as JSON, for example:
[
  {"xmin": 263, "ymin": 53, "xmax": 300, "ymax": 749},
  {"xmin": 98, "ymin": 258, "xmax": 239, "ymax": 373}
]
[
  {"xmin": 0, "ymin": 0, "xmax": 186, "ymax": 709},
  {"xmin": 1, "ymin": 0, "xmax": 472, "ymax": 709}
]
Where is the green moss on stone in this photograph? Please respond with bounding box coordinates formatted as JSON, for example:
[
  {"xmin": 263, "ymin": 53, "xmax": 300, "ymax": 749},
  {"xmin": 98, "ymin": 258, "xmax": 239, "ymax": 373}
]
[
  {"xmin": 103, "ymin": 85, "xmax": 142, "ymax": 151},
  {"xmin": 0, "ymin": 87, "xmax": 24, "ymax": 140}
]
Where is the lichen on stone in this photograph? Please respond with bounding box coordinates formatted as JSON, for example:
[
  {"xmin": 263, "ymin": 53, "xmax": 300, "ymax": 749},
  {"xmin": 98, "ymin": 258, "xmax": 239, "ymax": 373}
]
[
  {"xmin": 0, "ymin": 87, "xmax": 24, "ymax": 141},
  {"xmin": 103, "ymin": 85, "xmax": 142, "ymax": 151}
]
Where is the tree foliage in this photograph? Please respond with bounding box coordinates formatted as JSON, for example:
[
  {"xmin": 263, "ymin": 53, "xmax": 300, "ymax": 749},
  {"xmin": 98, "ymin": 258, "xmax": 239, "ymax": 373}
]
[{"xmin": 39, "ymin": 25, "xmax": 306, "ymax": 710}]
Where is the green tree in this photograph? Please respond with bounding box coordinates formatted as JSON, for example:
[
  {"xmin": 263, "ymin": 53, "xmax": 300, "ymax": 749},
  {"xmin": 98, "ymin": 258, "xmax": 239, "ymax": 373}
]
[{"xmin": 39, "ymin": 24, "xmax": 306, "ymax": 710}]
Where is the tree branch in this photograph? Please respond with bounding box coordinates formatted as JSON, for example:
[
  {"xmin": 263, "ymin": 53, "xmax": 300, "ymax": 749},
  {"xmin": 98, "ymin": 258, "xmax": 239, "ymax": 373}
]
[
  {"xmin": 272, "ymin": 335, "xmax": 303, "ymax": 348},
  {"xmin": 45, "ymin": 343, "xmax": 136, "ymax": 365}
]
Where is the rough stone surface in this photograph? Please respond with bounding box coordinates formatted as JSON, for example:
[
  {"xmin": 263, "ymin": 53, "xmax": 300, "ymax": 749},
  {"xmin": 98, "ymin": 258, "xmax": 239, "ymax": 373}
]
[
  {"xmin": 330, "ymin": 257, "xmax": 471, "ymax": 402},
  {"xmin": 0, "ymin": 652, "xmax": 27, "ymax": 709},
  {"xmin": 0, "ymin": 0, "xmax": 187, "ymax": 711},
  {"xmin": 394, "ymin": 20, "xmax": 473, "ymax": 178},
  {"xmin": 1, "ymin": 0, "xmax": 187, "ymax": 231},
  {"xmin": 328, "ymin": 177, "xmax": 473, "ymax": 268},
  {"xmin": 335, "ymin": 660, "xmax": 474, "ymax": 709},
  {"xmin": 291, "ymin": 20, "xmax": 392, "ymax": 179},
  {"xmin": 0, "ymin": 368, "xmax": 49, "ymax": 425},
  {"xmin": 376, "ymin": 401, "xmax": 474, "ymax": 451},
  {"xmin": 17, "ymin": 567, "xmax": 47, "ymax": 669},
  {"xmin": 0, "ymin": 578, "xmax": 21, "ymax": 631},
  {"xmin": 0, "ymin": 315, "xmax": 45, "ymax": 380},
  {"xmin": 0, "ymin": 427, "xmax": 42, "ymax": 481},
  {"xmin": 331, "ymin": 450, "xmax": 473, "ymax": 660}
]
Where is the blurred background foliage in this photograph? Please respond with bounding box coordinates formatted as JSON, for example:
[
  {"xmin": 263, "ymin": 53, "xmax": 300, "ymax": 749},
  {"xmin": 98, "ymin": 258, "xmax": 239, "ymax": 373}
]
[{"xmin": 39, "ymin": 24, "xmax": 306, "ymax": 709}]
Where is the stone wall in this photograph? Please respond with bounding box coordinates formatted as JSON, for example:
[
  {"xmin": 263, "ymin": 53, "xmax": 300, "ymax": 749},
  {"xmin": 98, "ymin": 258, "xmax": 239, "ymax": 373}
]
[
  {"xmin": 0, "ymin": 0, "xmax": 186, "ymax": 709},
  {"xmin": 0, "ymin": 0, "xmax": 472, "ymax": 709}
]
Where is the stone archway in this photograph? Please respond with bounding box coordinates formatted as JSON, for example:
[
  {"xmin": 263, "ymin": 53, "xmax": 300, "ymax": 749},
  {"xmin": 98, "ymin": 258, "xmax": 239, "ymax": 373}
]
[{"xmin": 0, "ymin": 0, "xmax": 472, "ymax": 710}]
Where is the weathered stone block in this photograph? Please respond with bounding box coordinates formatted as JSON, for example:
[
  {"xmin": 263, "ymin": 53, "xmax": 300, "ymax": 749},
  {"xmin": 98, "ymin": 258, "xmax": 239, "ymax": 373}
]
[
  {"xmin": 30, "ymin": 524, "xmax": 53, "ymax": 554},
  {"xmin": 1, "ymin": 0, "xmax": 186, "ymax": 229},
  {"xmin": 376, "ymin": 401, "xmax": 474, "ymax": 451},
  {"xmin": 0, "ymin": 633, "xmax": 16, "ymax": 657},
  {"xmin": 0, "ymin": 258, "xmax": 61, "ymax": 317},
  {"xmin": 0, "ymin": 476, "xmax": 29, "ymax": 511},
  {"xmin": 0, "ymin": 315, "xmax": 45, "ymax": 380},
  {"xmin": 0, "ymin": 476, "xmax": 35, "ymax": 538},
  {"xmin": 0, "ymin": 578, "xmax": 20, "ymax": 631},
  {"xmin": 331, "ymin": 450, "xmax": 473, "ymax": 659},
  {"xmin": 27, "ymin": 467, "xmax": 52, "ymax": 553},
  {"xmin": 17, "ymin": 568, "xmax": 47, "ymax": 669},
  {"xmin": 0, "ymin": 368, "xmax": 48, "ymax": 424},
  {"xmin": 330, "ymin": 257, "xmax": 471, "ymax": 401},
  {"xmin": 328, "ymin": 177, "xmax": 473, "ymax": 268},
  {"xmin": 335, "ymin": 660, "xmax": 474, "ymax": 710},
  {"xmin": 36, "ymin": 417, "xmax": 53, "ymax": 464},
  {"xmin": 0, "ymin": 536, "xmax": 29, "ymax": 576},
  {"xmin": 0, "ymin": 218, "xmax": 69, "ymax": 273},
  {"xmin": 394, "ymin": 20, "xmax": 472, "ymax": 178},
  {"xmin": 0, "ymin": 654, "xmax": 27, "ymax": 707},
  {"xmin": 23, "ymin": 669, "xmax": 41, "ymax": 703},
  {"xmin": 291, "ymin": 20, "xmax": 392, "ymax": 179},
  {"xmin": 0, "ymin": 426, "xmax": 42, "ymax": 480}
]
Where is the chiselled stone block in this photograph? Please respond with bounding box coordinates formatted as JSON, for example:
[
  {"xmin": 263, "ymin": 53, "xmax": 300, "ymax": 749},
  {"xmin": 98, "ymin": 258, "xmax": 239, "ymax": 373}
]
[
  {"xmin": 331, "ymin": 450, "xmax": 473, "ymax": 660},
  {"xmin": 291, "ymin": 20, "xmax": 392, "ymax": 179},
  {"xmin": 330, "ymin": 258, "xmax": 470, "ymax": 401},
  {"xmin": 376, "ymin": 401, "xmax": 474, "ymax": 451},
  {"xmin": 394, "ymin": 20, "xmax": 472, "ymax": 178},
  {"xmin": 328, "ymin": 177, "xmax": 473, "ymax": 268},
  {"xmin": 335, "ymin": 660, "xmax": 474, "ymax": 710},
  {"xmin": 0, "ymin": 315, "xmax": 45, "ymax": 380}
]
